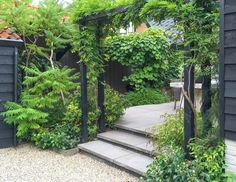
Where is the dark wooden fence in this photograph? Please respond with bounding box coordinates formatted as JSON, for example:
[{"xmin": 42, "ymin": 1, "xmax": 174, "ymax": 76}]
[
  {"xmin": 59, "ymin": 51, "xmax": 130, "ymax": 94},
  {"xmin": 0, "ymin": 39, "xmax": 22, "ymax": 148},
  {"xmin": 220, "ymin": 0, "xmax": 236, "ymax": 140}
]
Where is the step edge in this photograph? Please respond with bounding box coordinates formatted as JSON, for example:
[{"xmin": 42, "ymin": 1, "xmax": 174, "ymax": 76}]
[
  {"xmin": 78, "ymin": 145, "xmax": 115, "ymax": 163},
  {"xmin": 78, "ymin": 143, "xmax": 145, "ymax": 176},
  {"xmin": 114, "ymin": 124, "xmax": 152, "ymax": 136},
  {"xmin": 97, "ymin": 134, "xmax": 152, "ymax": 156}
]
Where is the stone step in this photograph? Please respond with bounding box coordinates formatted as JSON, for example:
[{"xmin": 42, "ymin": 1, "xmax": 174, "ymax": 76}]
[
  {"xmin": 97, "ymin": 130, "xmax": 154, "ymax": 155},
  {"xmin": 114, "ymin": 123, "xmax": 152, "ymax": 136},
  {"xmin": 78, "ymin": 140, "xmax": 153, "ymax": 176}
]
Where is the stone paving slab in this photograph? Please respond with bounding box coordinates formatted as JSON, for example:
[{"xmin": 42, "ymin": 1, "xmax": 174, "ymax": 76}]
[
  {"xmin": 115, "ymin": 102, "xmax": 176, "ymax": 135},
  {"xmin": 78, "ymin": 140, "xmax": 131, "ymax": 163},
  {"xmin": 78, "ymin": 140, "xmax": 153, "ymax": 176},
  {"xmin": 98, "ymin": 130, "xmax": 154, "ymax": 155},
  {"xmin": 115, "ymin": 152, "xmax": 153, "ymax": 176}
]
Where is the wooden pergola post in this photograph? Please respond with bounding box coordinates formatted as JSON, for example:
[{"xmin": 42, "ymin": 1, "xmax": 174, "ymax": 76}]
[
  {"xmin": 184, "ymin": 65, "xmax": 195, "ymax": 159},
  {"xmin": 78, "ymin": 6, "xmax": 128, "ymax": 142},
  {"xmin": 183, "ymin": 0, "xmax": 195, "ymax": 159},
  {"xmin": 96, "ymin": 23, "xmax": 106, "ymax": 132},
  {"xmin": 79, "ymin": 23, "xmax": 89, "ymax": 143}
]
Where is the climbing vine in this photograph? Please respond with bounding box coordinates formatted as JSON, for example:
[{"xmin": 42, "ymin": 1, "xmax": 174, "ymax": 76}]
[{"xmin": 105, "ymin": 29, "xmax": 181, "ymax": 90}]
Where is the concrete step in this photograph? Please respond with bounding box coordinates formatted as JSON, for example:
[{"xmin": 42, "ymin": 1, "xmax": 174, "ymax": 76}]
[
  {"xmin": 114, "ymin": 123, "xmax": 152, "ymax": 136},
  {"xmin": 97, "ymin": 130, "xmax": 154, "ymax": 155},
  {"xmin": 78, "ymin": 140, "xmax": 153, "ymax": 176}
]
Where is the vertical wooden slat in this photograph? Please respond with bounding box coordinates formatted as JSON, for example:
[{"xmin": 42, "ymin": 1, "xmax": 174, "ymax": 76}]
[
  {"xmin": 220, "ymin": 0, "xmax": 225, "ymax": 138},
  {"xmin": 13, "ymin": 47, "xmax": 18, "ymax": 146}
]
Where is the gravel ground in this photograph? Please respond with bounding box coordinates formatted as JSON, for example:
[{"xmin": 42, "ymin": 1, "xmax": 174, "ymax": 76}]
[{"xmin": 0, "ymin": 144, "xmax": 139, "ymax": 182}]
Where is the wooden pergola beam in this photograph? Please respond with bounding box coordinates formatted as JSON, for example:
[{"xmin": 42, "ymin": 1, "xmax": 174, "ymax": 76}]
[{"xmin": 78, "ymin": 6, "xmax": 128, "ymax": 24}]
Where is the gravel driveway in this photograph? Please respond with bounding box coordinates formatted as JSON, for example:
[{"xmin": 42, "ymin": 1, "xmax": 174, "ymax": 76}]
[{"xmin": 0, "ymin": 144, "xmax": 139, "ymax": 182}]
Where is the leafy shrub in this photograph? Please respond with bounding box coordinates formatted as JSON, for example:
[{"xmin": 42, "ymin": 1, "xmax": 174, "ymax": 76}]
[
  {"xmin": 152, "ymin": 110, "xmax": 184, "ymax": 149},
  {"xmin": 189, "ymin": 137, "xmax": 225, "ymax": 181},
  {"xmin": 152, "ymin": 110, "xmax": 204, "ymax": 149},
  {"xmin": 145, "ymin": 146, "xmax": 201, "ymax": 182},
  {"xmin": 146, "ymin": 110, "xmax": 226, "ymax": 182},
  {"xmin": 145, "ymin": 140, "xmax": 225, "ymax": 182},
  {"xmin": 124, "ymin": 88, "xmax": 170, "ymax": 107},
  {"xmin": 105, "ymin": 85, "xmax": 126, "ymax": 127},
  {"xmin": 2, "ymin": 102, "xmax": 48, "ymax": 137},
  {"xmin": 32, "ymin": 123, "xmax": 80, "ymax": 150},
  {"xmin": 1, "ymin": 67, "xmax": 77, "ymax": 137},
  {"xmin": 105, "ymin": 29, "xmax": 181, "ymax": 90},
  {"xmin": 2, "ymin": 67, "xmax": 125, "ymax": 149}
]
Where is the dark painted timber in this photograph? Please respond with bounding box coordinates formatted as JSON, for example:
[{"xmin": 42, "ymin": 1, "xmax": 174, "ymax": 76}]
[
  {"xmin": 98, "ymin": 73, "xmax": 105, "ymax": 132},
  {"xmin": 96, "ymin": 24, "xmax": 106, "ymax": 133},
  {"xmin": 184, "ymin": 65, "xmax": 195, "ymax": 158},
  {"xmin": 220, "ymin": 0, "xmax": 236, "ymax": 140},
  {"xmin": 0, "ymin": 39, "xmax": 22, "ymax": 148},
  {"xmin": 80, "ymin": 61, "xmax": 88, "ymax": 143}
]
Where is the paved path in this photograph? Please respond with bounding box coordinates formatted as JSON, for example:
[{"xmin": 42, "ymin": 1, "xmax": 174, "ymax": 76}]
[
  {"xmin": 115, "ymin": 102, "xmax": 176, "ymax": 135},
  {"xmin": 79, "ymin": 102, "xmax": 176, "ymax": 176}
]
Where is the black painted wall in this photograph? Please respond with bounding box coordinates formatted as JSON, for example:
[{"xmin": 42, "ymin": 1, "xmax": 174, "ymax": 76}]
[
  {"xmin": 0, "ymin": 43, "xmax": 18, "ymax": 148},
  {"xmin": 220, "ymin": 0, "xmax": 236, "ymax": 140}
]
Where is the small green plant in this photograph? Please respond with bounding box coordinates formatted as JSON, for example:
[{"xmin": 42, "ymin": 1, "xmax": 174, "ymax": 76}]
[
  {"xmin": 105, "ymin": 85, "xmax": 126, "ymax": 127},
  {"xmin": 147, "ymin": 109, "xmax": 226, "ymax": 182},
  {"xmin": 152, "ymin": 110, "xmax": 184, "ymax": 149},
  {"xmin": 125, "ymin": 88, "xmax": 170, "ymax": 107},
  {"xmin": 152, "ymin": 110, "xmax": 204, "ymax": 149},
  {"xmin": 32, "ymin": 123, "xmax": 81, "ymax": 150}
]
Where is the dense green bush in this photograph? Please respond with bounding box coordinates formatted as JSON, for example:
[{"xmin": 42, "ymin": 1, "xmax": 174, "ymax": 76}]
[
  {"xmin": 189, "ymin": 137, "xmax": 225, "ymax": 181},
  {"xmin": 105, "ymin": 29, "xmax": 181, "ymax": 90},
  {"xmin": 32, "ymin": 123, "xmax": 81, "ymax": 150},
  {"xmin": 2, "ymin": 67, "xmax": 77, "ymax": 137},
  {"xmin": 146, "ymin": 110, "xmax": 226, "ymax": 182},
  {"xmin": 2, "ymin": 67, "xmax": 125, "ymax": 149},
  {"xmin": 124, "ymin": 88, "xmax": 170, "ymax": 107},
  {"xmin": 146, "ymin": 140, "xmax": 225, "ymax": 182},
  {"xmin": 146, "ymin": 146, "xmax": 201, "ymax": 182}
]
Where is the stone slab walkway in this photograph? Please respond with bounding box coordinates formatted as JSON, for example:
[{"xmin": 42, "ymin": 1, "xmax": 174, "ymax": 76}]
[
  {"xmin": 115, "ymin": 102, "xmax": 176, "ymax": 135},
  {"xmin": 79, "ymin": 102, "xmax": 176, "ymax": 176}
]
